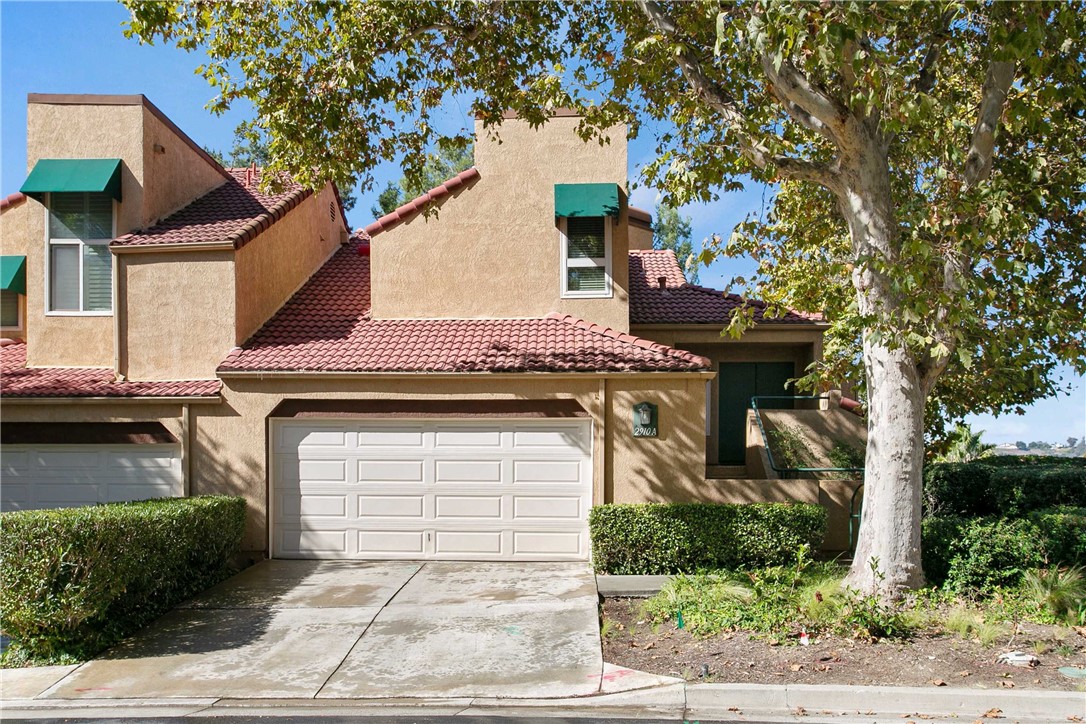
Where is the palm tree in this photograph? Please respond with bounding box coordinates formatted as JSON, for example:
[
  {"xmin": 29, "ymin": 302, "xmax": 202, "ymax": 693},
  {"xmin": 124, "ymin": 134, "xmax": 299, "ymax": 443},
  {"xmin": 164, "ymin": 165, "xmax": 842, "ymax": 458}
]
[{"xmin": 938, "ymin": 423, "xmax": 996, "ymax": 463}]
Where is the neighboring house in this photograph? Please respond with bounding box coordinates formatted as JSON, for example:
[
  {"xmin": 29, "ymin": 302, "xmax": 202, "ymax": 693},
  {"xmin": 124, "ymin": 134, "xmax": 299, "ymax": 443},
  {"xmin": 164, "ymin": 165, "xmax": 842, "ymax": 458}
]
[{"xmin": 1, "ymin": 95, "xmax": 835, "ymax": 561}]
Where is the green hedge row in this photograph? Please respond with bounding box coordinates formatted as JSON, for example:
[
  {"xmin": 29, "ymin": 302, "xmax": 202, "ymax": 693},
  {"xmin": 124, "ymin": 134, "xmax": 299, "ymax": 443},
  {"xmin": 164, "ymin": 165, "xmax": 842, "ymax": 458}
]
[
  {"xmin": 924, "ymin": 458, "xmax": 1086, "ymax": 517},
  {"xmin": 589, "ymin": 502, "xmax": 827, "ymax": 575},
  {"xmin": 0, "ymin": 496, "xmax": 246, "ymax": 661},
  {"xmin": 921, "ymin": 506, "xmax": 1086, "ymax": 592}
]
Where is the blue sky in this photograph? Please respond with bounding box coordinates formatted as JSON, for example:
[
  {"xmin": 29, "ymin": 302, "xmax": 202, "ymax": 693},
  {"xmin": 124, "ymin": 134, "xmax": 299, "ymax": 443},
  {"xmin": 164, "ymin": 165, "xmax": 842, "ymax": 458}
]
[{"xmin": 3, "ymin": 1, "xmax": 1082, "ymax": 446}]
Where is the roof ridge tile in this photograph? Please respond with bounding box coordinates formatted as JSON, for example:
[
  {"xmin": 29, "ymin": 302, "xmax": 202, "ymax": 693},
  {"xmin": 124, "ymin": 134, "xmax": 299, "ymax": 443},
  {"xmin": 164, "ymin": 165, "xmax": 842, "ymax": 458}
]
[{"xmin": 364, "ymin": 167, "xmax": 480, "ymax": 237}]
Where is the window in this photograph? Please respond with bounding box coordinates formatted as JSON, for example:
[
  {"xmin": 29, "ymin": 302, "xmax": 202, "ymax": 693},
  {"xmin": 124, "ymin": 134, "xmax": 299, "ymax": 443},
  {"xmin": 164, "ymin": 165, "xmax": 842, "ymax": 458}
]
[
  {"xmin": 47, "ymin": 192, "xmax": 113, "ymax": 313},
  {"xmin": 560, "ymin": 216, "xmax": 612, "ymax": 298},
  {"xmin": 0, "ymin": 290, "xmax": 19, "ymax": 328}
]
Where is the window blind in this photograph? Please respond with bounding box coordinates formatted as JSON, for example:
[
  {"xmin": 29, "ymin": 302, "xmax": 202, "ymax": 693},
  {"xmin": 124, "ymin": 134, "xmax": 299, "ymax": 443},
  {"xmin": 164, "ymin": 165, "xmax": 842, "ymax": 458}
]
[{"xmin": 0, "ymin": 290, "xmax": 18, "ymax": 327}]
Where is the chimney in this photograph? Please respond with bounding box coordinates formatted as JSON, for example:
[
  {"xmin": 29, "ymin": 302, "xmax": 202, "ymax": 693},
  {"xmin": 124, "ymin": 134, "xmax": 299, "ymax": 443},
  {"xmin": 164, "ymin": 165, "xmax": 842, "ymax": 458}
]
[{"xmin": 658, "ymin": 276, "xmax": 669, "ymax": 295}]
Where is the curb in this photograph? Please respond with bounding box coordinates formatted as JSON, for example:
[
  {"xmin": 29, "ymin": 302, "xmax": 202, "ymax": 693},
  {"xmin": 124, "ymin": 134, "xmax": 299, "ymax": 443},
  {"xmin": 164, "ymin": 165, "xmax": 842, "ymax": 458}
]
[
  {"xmin": 596, "ymin": 574, "xmax": 672, "ymax": 597},
  {"xmin": 2, "ymin": 682, "xmax": 1081, "ymax": 721}
]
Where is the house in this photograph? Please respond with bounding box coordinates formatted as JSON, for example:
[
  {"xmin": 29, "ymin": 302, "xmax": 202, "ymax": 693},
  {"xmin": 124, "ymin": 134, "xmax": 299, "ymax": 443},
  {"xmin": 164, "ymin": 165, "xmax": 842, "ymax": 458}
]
[{"xmin": 1, "ymin": 95, "xmax": 841, "ymax": 561}]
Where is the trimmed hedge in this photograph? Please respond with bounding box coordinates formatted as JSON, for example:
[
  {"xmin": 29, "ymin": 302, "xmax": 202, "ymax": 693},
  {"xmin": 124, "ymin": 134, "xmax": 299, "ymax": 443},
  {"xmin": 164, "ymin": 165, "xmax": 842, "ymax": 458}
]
[
  {"xmin": 924, "ymin": 458, "xmax": 1086, "ymax": 517},
  {"xmin": 0, "ymin": 496, "xmax": 246, "ymax": 661},
  {"xmin": 921, "ymin": 506, "xmax": 1086, "ymax": 592},
  {"xmin": 589, "ymin": 502, "xmax": 827, "ymax": 575}
]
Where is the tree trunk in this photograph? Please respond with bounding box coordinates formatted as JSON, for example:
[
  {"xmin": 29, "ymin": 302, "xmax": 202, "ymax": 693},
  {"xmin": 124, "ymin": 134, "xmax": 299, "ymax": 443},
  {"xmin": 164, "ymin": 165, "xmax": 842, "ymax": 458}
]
[
  {"xmin": 847, "ymin": 337, "xmax": 927, "ymax": 595},
  {"xmin": 837, "ymin": 149, "xmax": 927, "ymax": 597}
]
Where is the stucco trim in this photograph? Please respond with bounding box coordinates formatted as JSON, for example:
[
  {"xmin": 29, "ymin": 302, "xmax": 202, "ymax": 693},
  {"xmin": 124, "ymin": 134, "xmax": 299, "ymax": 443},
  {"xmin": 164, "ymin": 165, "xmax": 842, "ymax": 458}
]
[
  {"xmin": 3, "ymin": 395, "xmax": 222, "ymax": 405},
  {"xmin": 218, "ymin": 370, "xmax": 716, "ymax": 380},
  {"xmin": 111, "ymin": 241, "xmax": 237, "ymax": 254},
  {"xmin": 269, "ymin": 398, "xmax": 590, "ymax": 419}
]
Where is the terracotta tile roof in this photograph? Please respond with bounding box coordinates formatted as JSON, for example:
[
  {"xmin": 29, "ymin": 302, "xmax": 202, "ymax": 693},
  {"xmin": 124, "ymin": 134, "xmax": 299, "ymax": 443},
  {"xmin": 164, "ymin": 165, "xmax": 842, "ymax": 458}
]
[
  {"xmin": 111, "ymin": 169, "xmax": 311, "ymax": 249},
  {"xmin": 629, "ymin": 249, "xmax": 823, "ymax": 326},
  {"xmin": 0, "ymin": 343, "xmax": 221, "ymax": 398},
  {"xmin": 363, "ymin": 168, "xmax": 479, "ymax": 237},
  {"xmin": 1, "ymin": 192, "xmax": 27, "ymax": 212},
  {"xmin": 219, "ymin": 240, "xmax": 709, "ymax": 374}
]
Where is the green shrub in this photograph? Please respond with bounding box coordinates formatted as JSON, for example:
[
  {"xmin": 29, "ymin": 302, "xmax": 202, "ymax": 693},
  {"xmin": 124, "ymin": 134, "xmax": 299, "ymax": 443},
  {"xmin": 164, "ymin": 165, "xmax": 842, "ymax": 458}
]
[
  {"xmin": 589, "ymin": 502, "xmax": 827, "ymax": 574},
  {"xmin": 1031, "ymin": 506, "xmax": 1086, "ymax": 566},
  {"xmin": 920, "ymin": 512, "xmax": 1086, "ymax": 592},
  {"xmin": 0, "ymin": 496, "xmax": 246, "ymax": 662},
  {"xmin": 924, "ymin": 459, "xmax": 1086, "ymax": 517}
]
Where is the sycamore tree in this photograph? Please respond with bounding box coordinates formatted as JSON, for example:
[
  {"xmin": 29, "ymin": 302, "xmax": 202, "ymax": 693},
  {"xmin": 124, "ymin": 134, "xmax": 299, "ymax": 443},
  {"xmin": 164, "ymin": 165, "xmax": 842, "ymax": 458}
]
[
  {"xmin": 125, "ymin": 1, "xmax": 1086, "ymax": 596},
  {"xmin": 653, "ymin": 204, "xmax": 700, "ymax": 284}
]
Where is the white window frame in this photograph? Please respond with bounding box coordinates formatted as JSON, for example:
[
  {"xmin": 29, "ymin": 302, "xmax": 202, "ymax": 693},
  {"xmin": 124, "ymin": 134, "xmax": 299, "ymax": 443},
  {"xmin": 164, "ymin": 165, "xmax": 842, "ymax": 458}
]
[
  {"xmin": 559, "ymin": 216, "xmax": 613, "ymax": 299},
  {"xmin": 43, "ymin": 191, "xmax": 116, "ymax": 316},
  {"xmin": 0, "ymin": 290, "xmax": 23, "ymax": 331}
]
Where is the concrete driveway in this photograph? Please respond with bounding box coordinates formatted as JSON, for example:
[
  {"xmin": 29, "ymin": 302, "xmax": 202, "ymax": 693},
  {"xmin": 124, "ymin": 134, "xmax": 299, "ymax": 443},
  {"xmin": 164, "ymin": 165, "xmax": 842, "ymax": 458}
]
[{"xmin": 39, "ymin": 560, "xmax": 604, "ymax": 700}]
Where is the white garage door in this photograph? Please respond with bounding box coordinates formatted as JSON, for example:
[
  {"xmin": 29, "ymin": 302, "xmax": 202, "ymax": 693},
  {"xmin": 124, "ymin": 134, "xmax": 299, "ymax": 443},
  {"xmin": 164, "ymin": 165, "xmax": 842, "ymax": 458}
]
[
  {"xmin": 0, "ymin": 445, "xmax": 182, "ymax": 512},
  {"xmin": 271, "ymin": 419, "xmax": 593, "ymax": 560}
]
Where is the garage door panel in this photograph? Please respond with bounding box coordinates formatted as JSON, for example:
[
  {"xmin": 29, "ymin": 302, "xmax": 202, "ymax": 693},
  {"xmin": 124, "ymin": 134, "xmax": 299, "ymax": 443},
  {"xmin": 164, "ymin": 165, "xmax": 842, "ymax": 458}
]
[
  {"xmin": 513, "ymin": 531, "xmax": 583, "ymax": 556},
  {"xmin": 278, "ymin": 494, "xmax": 348, "ymax": 518},
  {"xmin": 434, "ymin": 459, "xmax": 502, "ymax": 483},
  {"xmin": 434, "ymin": 426, "xmax": 503, "ymax": 448},
  {"xmin": 359, "ymin": 530, "xmax": 425, "ymax": 554},
  {"xmin": 278, "ymin": 426, "xmax": 349, "ymax": 449},
  {"xmin": 358, "ymin": 459, "xmax": 425, "ymax": 482},
  {"xmin": 358, "ymin": 495, "xmax": 425, "ymax": 518},
  {"xmin": 436, "ymin": 530, "xmax": 503, "ymax": 555},
  {"xmin": 435, "ymin": 495, "xmax": 502, "ymax": 519},
  {"xmin": 513, "ymin": 459, "xmax": 583, "ymax": 484},
  {"xmin": 512, "ymin": 426, "xmax": 590, "ymax": 451},
  {"xmin": 0, "ymin": 444, "xmax": 182, "ymax": 512},
  {"xmin": 513, "ymin": 496, "xmax": 582, "ymax": 520},
  {"xmin": 273, "ymin": 419, "xmax": 591, "ymax": 561},
  {"xmin": 358, "ymin": 428, "xmax": 425, "ymax": 448}
]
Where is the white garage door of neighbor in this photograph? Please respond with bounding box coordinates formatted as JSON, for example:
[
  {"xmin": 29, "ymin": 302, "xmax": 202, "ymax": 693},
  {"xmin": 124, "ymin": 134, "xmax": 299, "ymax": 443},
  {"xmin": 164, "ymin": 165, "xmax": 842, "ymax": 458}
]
[
  {"xmin": 272, "ymin": 419, "xmax": 594, "ymax": 560},
  {"xmin": 0, "ymin": 445, "xmax": 182, "ymax": 512}
]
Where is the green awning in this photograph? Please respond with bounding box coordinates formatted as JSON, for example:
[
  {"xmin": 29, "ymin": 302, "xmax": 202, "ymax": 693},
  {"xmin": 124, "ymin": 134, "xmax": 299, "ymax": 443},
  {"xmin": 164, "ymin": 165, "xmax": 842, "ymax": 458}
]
[
  {"xmin": 554, "ymin": 183, "xmax": 620, "ymax": 218},
  {"xmin": 20, "ymin": 158, "xmax": 122, "ymax": 202},
  {"xmin": 1, "ymin": 256, "xmax": 27, "ymax": 295}
]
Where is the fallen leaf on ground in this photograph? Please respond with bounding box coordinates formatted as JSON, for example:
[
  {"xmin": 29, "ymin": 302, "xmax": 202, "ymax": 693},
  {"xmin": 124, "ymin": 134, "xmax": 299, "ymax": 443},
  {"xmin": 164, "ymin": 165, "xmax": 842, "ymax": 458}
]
[
  {"xmin": 727, "ymin": 707, "xmax": 742, "ymax": 713},
  {"xmin": 999, "ymin": 680, "xmax": 1015, "ymax": 688},
  {"xmin": 794, "ymin": 707, "xmax": 807, "ymax": 716},
  {"xmin": 958, "ymin": 670, "xmax": 971, "ymax": 677},
  {"xmin": 982, "ymin": 708, "xmax": 1004, "ymax": 719},
  {"xmin": 929, "ymin": 679, "xmax": 947, "ymax": 687},
  {"xmin": 1067, "ymin": 716, "xmax": 1083, "ymax": 722},
  {"xmin": 790, "ymin": 663, "xmax": 802, "ymax": 671}
]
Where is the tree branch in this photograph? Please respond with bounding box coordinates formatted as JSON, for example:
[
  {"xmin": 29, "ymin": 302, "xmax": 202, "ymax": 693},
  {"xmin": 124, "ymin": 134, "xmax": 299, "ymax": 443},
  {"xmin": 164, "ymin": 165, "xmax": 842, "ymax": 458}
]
[
  {"xmin": 910, "ymin": 11, "xmax": 953, "ymax": 95},
  {"xmin": 759, "ymin": 55, "xmax": 848, "ymax": 140},
  {"xmin": 637, "ymin": 0, "xmax": 838, "ymax": 187},
  {"xmin": 963, "ymin": 59, "xmax": 1015, "ymax": 188}
]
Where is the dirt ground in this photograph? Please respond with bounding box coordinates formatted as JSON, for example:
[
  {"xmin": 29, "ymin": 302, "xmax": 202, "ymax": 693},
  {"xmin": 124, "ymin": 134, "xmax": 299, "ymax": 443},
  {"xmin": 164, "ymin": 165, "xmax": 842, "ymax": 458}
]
[{"xmin": 602, "ymin": 598, "xmax": 1086, "ymax": 692}]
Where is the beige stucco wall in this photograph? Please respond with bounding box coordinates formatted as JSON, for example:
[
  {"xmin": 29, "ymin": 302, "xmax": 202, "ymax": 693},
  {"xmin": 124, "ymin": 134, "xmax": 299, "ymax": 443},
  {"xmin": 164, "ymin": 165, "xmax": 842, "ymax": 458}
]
[
  {"xmin": 24, "ymin": 104, "xmax": 146, "ymax": 367},
  {"xmin": 121, "ymin": 250, "xmax": 236, "ymax": 381},
  {"xmin": 234, "ymin": 184, "xmax": 344, "ymax": 345},
  {"xmin": 629, "ymin": 222, "xmax": 653, "ymax": 250},
  {"xmin": 141, "ymin": 106, "xmax": 225, "ymax": 228},
  {"xmin": 370, "ymin": 116, "xmax": 631, "ymax": 331},
  {"xmin": 606, "ymin": 376, "xmax": 710, "ymax": 504}
]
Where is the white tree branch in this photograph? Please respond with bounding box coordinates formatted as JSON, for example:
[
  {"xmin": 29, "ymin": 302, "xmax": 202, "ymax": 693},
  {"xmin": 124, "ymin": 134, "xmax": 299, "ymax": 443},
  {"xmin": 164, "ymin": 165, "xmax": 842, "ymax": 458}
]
[
  {"xmin": 963, "ymin": 59, "xmax": 1015, "ymax": 188},
  {"xmin": 759, "ymin": 55, "xmax": 848, "ymax": 140}
]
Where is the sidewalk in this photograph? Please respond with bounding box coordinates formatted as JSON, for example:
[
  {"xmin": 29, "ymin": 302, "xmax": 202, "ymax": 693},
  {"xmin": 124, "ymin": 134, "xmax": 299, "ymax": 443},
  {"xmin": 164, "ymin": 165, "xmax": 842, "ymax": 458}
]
[{"xmin": 3, "ymin": 662, "xmax": 1081, "ymax": 722}]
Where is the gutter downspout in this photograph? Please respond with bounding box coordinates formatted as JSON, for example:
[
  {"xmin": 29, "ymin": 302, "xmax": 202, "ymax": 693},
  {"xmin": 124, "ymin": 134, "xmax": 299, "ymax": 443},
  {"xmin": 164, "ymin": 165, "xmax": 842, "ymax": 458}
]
[
  {"xmin": 181, "ymin": 403, "xmax": 191, "ymax": 496},
  {"xmin": 112, "ymin": 250, "xmax": 122, "ymax": 378}
]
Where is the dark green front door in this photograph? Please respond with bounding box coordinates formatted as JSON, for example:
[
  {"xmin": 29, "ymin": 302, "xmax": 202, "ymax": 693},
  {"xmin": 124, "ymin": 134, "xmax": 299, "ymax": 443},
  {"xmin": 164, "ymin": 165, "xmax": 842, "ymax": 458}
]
[{"xmin": 717, "ymin": 362, "xmax": 795, "ymax": 465}]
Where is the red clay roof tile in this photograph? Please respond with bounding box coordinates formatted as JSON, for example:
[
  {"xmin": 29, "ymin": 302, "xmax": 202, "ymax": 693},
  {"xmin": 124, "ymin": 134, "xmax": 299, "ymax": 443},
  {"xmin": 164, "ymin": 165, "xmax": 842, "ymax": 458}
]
[
  {"xmin": 1, "ymin": 192, "xmax": 27, "ymax": 212},
  {"xmin": 112, "ymin": 169, "xmax": 311, "ymax": 249},
  {"xmin": 0, "ymin": 344, "xmax": 221, "ymax": 398},
  {"xmin": 220, "ymin": 240, "xmax": 709, "ymax": 374},
  {"xmin": 629, "ymin": 249, "xmax": 822, "ymax": 326}
]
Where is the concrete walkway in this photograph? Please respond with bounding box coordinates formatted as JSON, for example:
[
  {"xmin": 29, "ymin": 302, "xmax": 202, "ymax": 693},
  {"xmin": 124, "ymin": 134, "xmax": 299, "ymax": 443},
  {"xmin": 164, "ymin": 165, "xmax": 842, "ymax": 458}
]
[{"xmin": 16, "ymin": 560, "xmax": 654, "ymax": 701}]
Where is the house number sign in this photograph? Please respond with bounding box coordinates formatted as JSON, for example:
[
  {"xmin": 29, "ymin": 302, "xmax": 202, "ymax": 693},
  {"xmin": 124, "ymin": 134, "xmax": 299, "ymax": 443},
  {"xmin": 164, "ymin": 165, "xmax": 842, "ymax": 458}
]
[{"xmin": 632, "ymin": 401, "xmax": 658, "ymax": 438}]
